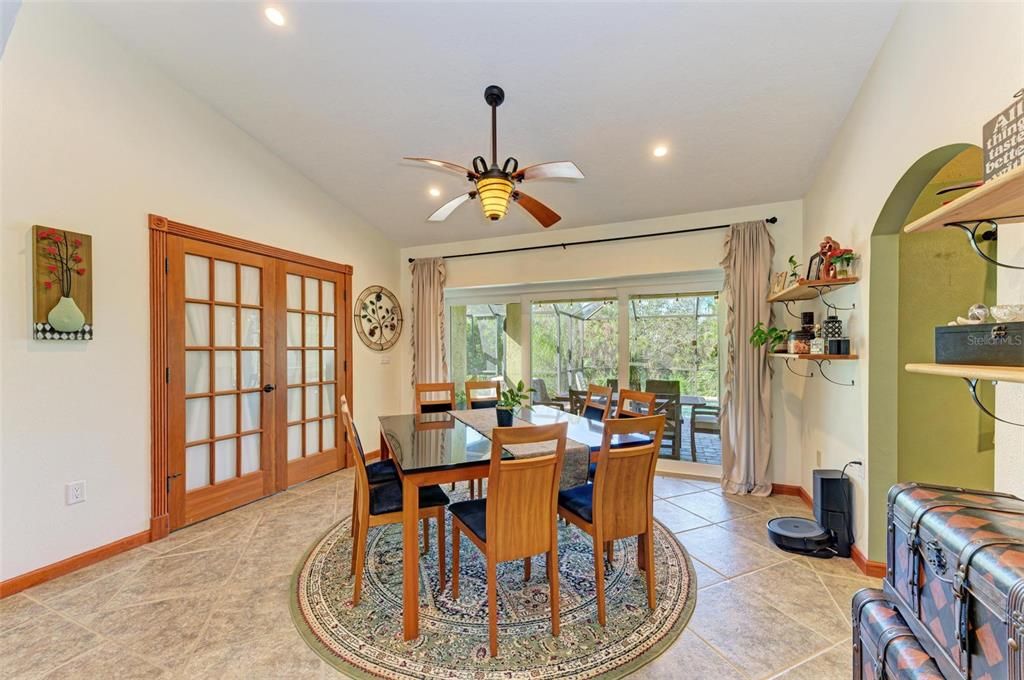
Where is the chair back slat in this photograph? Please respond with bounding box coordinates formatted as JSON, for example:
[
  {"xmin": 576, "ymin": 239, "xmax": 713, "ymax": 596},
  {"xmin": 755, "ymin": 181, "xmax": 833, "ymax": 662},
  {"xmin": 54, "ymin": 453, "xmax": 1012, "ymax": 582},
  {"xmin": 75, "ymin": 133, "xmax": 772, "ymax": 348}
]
[
  {"xmin": 466, "ymin": 379, "xmax": 501, "ymax": 410},
  {"xmin": 339, "ymin": 396, "xmax": 370, "ymax": 497},
  {"xmin": 616, "ymin": 389, "xmax": 657, "ymax": 418},
  {"xmin": 486, "ymin": 423, "xmax": 567, "ymax": 563},
  {"xmin": 581, "ymin": 384, "xmax": 612, "ymax": 421},
  {"xmin": 415, "ymin": 382, "xmax": 456, "ymax": 414},
  {"xmin": 593, "ymin": 415, "xmax": 665, "ymax": 540}
]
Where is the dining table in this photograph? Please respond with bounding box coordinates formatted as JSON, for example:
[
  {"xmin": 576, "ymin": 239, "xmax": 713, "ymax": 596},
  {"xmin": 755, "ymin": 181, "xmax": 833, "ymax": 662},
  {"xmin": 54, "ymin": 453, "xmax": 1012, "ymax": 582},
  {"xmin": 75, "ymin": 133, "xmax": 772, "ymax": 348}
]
[{"xmin": 377, "ymin": 404, "xmax": 651, "ymax": 642}]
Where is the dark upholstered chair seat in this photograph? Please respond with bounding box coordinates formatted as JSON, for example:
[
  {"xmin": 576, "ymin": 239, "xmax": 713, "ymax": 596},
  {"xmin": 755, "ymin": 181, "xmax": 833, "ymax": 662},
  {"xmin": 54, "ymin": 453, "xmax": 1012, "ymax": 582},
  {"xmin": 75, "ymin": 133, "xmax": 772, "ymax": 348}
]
[
  {"xmin": 419, "ymin": 402, "xmax": 451, "ymax": 414},
  {"xmin": 366, "ymin": 459, "xmax": 398, "ymax": 485},
  {"xmin": 558, "ymin": 483, "xmax": 594, "ymax": 523},
  {"xmin": 369, "ymin": 482, "xmax": 449, "ymax": 516},
  {"xmin": 448, "ymin": 498, "xmax": 487, "ymax": 541},
  {"xmin": 582, "ymin": 404, "xmax": 606, "ymax": 421}
]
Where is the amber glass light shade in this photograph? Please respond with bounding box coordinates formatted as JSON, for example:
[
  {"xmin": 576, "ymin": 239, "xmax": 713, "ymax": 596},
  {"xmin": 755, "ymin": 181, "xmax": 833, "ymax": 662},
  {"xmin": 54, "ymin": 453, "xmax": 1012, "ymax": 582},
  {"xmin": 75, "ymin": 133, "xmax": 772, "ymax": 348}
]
[{"xmin": 475, "ymin": 176, "xmax": 514, "ymax": 221}]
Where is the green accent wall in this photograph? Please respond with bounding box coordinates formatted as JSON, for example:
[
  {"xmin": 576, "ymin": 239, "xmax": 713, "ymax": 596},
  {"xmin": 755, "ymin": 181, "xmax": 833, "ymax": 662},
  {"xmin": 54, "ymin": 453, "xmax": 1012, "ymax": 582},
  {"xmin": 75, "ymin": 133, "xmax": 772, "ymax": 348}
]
[
  {"xmin": 897, "ymin": 147, "xmax": 995, "ymax": 491},
  {"xmin": 866, "ymin": 143, "xmax": 994, "ymax": 561}
]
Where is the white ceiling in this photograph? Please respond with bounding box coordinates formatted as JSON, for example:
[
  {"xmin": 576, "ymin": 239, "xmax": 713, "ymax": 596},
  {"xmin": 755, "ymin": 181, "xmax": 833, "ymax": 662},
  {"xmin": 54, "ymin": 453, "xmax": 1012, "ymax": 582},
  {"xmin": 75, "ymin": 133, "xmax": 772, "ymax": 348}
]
[{"xmin": 80, "ymin": 2, "xmax": 899, "ymax": 246}]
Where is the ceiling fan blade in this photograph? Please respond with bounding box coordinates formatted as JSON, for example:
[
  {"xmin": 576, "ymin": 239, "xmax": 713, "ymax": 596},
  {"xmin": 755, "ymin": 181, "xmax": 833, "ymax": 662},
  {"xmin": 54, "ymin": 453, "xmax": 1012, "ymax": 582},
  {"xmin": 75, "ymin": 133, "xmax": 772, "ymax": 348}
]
[
  {"xmin": 513, "ymin": 161, "xmax": 584, "ymax": 182},
  {"xmin": 404, "ymin": 157, "xmax": 478, "ymax": 178},
  {"xmin": 514, "ymin": 191, "xmax": 561, "ymax": 228},
  {"xmin": 427, "ymin": 192, "xmax": 474, "ymax": 222}
]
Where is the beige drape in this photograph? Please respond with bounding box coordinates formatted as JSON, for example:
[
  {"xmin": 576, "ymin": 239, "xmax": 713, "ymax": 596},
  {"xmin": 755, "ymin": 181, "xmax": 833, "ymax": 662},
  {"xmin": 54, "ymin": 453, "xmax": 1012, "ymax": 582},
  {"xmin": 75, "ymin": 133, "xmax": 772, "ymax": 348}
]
[
  {"xmin": 409, "ymin": 258, "xmax": 448, "ymax": 399},
  {"xmin": 720, "ymin": 220, "xmax": 775, "ymax": 496}
]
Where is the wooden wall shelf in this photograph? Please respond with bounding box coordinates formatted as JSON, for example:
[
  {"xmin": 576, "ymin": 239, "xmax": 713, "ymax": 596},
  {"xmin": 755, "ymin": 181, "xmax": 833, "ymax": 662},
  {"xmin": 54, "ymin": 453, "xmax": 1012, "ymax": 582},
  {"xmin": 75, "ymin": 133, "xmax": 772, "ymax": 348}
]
[
  {"xmin": 905, "ymin": 363, "xmax": 1024, "ymax": 427},
  {"xmin": 771, "ymin": 353, "xmax": 857, "ymax": 386},
  {"xmin": 905, "ymin": 363, "xmax": 1024, "ymax": 384},
  {"xmin": 903, "ymin": 164, "xmax": 1024, "ymax": 234},
  {"xmin": 767, "ymin": 277, "xmax": 859, "ymax": 304}
]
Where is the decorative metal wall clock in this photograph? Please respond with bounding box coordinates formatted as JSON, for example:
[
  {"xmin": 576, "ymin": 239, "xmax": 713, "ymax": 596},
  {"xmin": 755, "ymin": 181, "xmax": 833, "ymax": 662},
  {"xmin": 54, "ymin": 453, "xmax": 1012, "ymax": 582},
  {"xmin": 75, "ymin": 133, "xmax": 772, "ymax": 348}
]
[{"xmin": 354, "ymin": 285, "xmax": 402, "ymax": 351}]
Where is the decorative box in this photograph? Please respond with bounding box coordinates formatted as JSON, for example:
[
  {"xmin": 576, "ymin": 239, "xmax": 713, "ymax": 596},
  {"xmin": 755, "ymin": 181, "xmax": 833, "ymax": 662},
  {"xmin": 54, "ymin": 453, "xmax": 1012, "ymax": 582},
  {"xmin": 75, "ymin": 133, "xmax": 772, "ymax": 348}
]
[{"xmin": 934, "ymin": 321, "xmax": 1024, "ymax": 366}]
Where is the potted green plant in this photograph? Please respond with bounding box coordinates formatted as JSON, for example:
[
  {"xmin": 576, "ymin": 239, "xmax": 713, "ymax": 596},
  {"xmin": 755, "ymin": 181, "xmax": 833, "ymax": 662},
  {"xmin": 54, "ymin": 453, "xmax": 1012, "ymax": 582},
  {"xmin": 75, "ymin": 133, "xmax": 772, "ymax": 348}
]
[
  {"xmin": 832, "ymin": 252, "xmax": 857, "ymax": 278},
  {"xmin": 749, "ymin": 322, "xmax": 789, "ymax": 353},
  {"xmin": 496, "ymin": 379, "xmax": 535, "ymax": 426},
  {"xmin": 788, "ymin": 255, "xmax": 800, "ymax": 283}
]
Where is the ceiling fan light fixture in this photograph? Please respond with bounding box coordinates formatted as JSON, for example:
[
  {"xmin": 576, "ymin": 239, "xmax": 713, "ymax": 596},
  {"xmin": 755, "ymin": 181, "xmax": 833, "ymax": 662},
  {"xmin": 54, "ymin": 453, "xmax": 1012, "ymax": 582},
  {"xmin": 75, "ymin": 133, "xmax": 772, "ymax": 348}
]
[{"xmin": 475, "ymin": 175, "xmax": 514, "ymax": 221}]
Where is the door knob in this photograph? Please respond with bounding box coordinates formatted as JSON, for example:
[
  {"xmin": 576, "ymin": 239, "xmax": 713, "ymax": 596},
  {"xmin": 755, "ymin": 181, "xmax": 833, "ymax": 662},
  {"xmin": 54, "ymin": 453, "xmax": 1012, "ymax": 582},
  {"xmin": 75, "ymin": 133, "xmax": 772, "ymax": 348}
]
[{"xmin": 262, "ymin": 384, "xmax": 276, "ymax": 393}]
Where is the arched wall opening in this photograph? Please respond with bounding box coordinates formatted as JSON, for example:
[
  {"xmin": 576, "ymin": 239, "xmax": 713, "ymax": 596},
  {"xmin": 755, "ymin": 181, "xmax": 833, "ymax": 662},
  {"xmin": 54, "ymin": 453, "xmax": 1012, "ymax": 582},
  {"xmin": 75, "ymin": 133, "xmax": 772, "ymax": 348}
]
[{"xmin": 866, "ymin": 143, "xmax": 996, "ymax": 560}]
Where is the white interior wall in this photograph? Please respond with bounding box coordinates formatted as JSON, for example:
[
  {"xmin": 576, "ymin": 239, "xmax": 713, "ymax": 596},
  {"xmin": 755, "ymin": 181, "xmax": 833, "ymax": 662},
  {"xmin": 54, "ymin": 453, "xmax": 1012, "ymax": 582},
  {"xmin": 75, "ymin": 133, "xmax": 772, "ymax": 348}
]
[
  {"xmin": 801, "ymin": 1, "xmax": 1024, "ymax": 559},
  {"xmin": 400, "ymin": 200, "xmax": 806, "ymax": 486},
  {"xmin": 0, "ymin": 4, "xmax": 401, "ymax": 579}
]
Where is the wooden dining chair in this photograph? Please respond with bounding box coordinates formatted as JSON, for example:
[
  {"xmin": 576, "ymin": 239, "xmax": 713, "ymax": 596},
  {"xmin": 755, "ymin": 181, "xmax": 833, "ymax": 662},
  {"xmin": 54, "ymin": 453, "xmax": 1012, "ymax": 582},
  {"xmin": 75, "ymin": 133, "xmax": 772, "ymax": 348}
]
[
  {"xmin": 340, "ymin": 400, "xmax": 449, "ymax": 605},
  {"xmin": 415, "ymin": 382, "xmax": 456, "ymax": 413},
  {"xmin": 689, "ymin": 404, "xmax": 721, "ymax": 463},
  {"xmin": 341, "ymin": 396, "xmax": 398, "ymax": 537},
  {"xmin": 415, "ymin": 381, "xmax": 477, "ymax": 497},
  {"xmin": 465, "ymin": 379, "xmax": 501, "ymax": 409},
  {"xmin": 580, "ymin": 384, "xmax": 612, "ymax": 421},
  {"xmin": 558, "ymin": 415, "xmax": 665, "ymax": 626},
  {"xmin": 615, "ymin": 389, "xmax": 657, "ymax": 418},
  {"xmin": 449, "ymin": 422, "xmax": 568, "ymax": 657}
]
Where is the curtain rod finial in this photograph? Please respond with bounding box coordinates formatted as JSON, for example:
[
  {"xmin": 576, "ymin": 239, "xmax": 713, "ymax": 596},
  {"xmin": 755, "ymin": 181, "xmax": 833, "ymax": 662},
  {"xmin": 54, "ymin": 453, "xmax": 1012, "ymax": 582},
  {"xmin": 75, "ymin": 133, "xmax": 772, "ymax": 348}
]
[{"xmin": 766, "ymin": 216, "xmax": 778, "ymax": 224}]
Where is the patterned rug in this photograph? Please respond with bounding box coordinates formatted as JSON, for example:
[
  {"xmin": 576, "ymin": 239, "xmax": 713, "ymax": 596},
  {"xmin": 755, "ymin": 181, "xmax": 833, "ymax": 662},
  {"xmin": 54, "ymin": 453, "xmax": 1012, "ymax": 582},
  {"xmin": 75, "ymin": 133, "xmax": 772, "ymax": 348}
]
[{"xmin": 291, "ymin": 493, "xmax": 696, "ymax": 679}]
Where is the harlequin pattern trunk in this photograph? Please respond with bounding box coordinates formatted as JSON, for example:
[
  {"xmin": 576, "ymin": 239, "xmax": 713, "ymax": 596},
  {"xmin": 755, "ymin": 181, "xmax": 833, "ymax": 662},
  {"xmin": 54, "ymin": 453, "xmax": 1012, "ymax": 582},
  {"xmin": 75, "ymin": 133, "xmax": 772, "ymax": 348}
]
[
  {"xmin": 885, "ymin": 482, "xmax": 1024, "ymax": 680},
  {"xmin": 853, "ymin": 589, "xmax": 945, "ymax": 680}
]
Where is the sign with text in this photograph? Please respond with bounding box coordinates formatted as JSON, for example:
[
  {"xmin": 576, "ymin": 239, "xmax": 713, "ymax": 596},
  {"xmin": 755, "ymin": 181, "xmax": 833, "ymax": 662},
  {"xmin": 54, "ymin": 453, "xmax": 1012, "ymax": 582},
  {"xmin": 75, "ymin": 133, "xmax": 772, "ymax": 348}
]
[{"xmin": 982, "ymin": 89, "xmax": 1024, "ymax": 181}]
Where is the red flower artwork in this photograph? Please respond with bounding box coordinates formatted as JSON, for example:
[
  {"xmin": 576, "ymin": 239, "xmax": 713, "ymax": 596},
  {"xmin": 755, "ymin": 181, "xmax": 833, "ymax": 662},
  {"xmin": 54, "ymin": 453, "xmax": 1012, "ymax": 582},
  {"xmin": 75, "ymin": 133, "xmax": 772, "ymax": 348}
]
[{"xmin": 38, "ymin": 228, "xmax": 87, "ymax": 298}]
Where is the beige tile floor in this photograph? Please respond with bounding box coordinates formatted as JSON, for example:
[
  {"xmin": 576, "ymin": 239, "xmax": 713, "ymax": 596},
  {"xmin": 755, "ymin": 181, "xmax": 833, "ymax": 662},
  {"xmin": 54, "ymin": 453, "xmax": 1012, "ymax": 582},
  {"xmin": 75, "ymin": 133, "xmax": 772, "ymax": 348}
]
[{"xmin": 0, "ymin": 471, "xmax": 879, "ymax": 679}]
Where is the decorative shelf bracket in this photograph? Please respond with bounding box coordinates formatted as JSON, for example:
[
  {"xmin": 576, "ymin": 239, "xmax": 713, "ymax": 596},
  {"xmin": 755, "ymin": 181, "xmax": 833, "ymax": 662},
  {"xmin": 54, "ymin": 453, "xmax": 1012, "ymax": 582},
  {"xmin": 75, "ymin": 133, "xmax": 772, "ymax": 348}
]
[
  {"xmin": 784, "ymin": 358, "xmax": 814, "ymax": 378},
  {"xmin": 780, "ymin": 301, "xmax": 802, "ymax": 320},
  {"xmin": 784, "ymin": 358, "xmax": 855, "ymax": 386},
  {"xmin": 962, "ymin": 377, "xmax": 1024, "ymax": 427},
  {"xmin": 946, "ymin": 219, "xmax": 1024, "ymax": 270},
  {"xmin": 816, "ymin": 359, "xmax": 855, "ymax": 387},
  {"xmin": 814, "ymin": 286, "xmax": 856, "ymax": 315}
]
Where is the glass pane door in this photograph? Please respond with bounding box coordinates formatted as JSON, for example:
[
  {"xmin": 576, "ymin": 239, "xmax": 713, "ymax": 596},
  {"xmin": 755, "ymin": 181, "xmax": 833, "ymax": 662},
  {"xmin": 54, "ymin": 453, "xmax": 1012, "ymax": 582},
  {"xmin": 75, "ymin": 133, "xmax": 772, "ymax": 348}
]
[
  {"xmin": 530, "ymin": 298, "xmax": 618, "ymax": 401},
  {"xmin": 282, "ymin": 264, "xmax": 345, "ymax": 486},
  {"xmin": 448, "ymin": 303, "xmax": 523, "ymax": 407},
  {"xmin": 170, "ymin": 237, "xmax": 275, "ymax": 528},
  {"xmin": 628, "ymin": 293, "xmax": 720, "ymax": 462}
]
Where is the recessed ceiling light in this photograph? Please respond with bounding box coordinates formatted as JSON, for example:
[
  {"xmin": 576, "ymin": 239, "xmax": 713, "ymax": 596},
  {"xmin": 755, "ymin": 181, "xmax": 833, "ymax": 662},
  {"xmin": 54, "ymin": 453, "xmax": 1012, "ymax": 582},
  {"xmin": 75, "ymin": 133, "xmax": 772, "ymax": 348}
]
[
  {"xmin": 428, "ymin": 187, "xmax": 441, "ymax": 197},
  {"xmin": 653, "ymin": 145, "xmax": 669, "ymax": 158},
  {"xmin": 264, "ymin": 7, "xmax": 286, "ymax": 27}
]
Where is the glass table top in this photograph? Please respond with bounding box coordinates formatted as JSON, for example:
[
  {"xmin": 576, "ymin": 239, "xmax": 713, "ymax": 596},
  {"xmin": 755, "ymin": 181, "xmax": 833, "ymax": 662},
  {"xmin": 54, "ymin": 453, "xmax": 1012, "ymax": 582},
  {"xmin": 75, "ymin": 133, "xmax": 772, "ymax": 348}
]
[{"xmin": 379, "ymin": 406, "xmax": 651, "ymax": 475}]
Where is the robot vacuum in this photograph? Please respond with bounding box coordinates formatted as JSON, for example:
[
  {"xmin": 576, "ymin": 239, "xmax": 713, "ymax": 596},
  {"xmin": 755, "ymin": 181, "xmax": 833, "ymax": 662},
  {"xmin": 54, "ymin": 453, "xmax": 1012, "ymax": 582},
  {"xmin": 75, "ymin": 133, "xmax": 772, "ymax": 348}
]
[{"xmin": 766, "ymin": 516, "xmax": 836, "ymax": 559}]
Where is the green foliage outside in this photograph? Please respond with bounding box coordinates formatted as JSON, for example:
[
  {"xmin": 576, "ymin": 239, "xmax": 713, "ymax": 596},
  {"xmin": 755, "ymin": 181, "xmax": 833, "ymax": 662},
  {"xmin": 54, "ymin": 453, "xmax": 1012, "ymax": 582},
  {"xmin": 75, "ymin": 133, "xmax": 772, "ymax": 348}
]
[{"xmin": 451, "ymin": 294, "xmax": 720, "ymax": 403}]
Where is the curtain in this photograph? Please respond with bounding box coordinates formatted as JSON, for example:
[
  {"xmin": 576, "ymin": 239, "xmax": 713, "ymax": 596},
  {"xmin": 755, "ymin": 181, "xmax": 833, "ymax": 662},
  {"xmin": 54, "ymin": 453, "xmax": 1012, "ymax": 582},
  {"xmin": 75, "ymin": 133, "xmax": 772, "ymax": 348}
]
[
  {"xmin": 719, "ymin": 220, "xmax": 775, "ymax": 496},
  {"xmin": 409, "ymin": 258, "xmax": 448, "ymax": 399}
]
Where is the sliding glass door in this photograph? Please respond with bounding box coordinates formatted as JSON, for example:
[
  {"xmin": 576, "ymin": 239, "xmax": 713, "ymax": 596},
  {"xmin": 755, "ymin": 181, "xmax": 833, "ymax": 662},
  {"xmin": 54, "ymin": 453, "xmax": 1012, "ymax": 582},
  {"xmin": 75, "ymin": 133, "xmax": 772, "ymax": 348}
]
[
  {"xmin": 530, "ymin": 298, "xmax": 617, "ymax": 398},
  {"xmin": 446, "ymin": 275, "xmax": 723, "ymax": 468},
  {"xmin": 449, "ymin": 303, "xmax": 522, "ymax": 407}
]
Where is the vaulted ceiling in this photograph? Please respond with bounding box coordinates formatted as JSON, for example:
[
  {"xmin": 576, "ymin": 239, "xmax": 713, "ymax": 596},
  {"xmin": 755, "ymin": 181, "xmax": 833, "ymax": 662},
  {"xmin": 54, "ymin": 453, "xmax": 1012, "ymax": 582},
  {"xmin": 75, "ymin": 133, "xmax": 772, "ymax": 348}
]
[{"xmin": 81, "ymin": 2, "xmax": 900, "ymax": 245}]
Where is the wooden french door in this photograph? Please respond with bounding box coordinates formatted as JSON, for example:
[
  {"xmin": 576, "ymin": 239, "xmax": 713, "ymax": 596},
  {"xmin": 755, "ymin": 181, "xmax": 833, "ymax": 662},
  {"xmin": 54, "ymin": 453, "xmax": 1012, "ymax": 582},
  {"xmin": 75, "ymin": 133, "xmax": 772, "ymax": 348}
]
[
  {"xmin": 278, "ymin": 262, "xmax": 346, "ymax": 487},
  {"xmin": 165, "ymin": 234, "xmax": 349, "ymax": 529}
]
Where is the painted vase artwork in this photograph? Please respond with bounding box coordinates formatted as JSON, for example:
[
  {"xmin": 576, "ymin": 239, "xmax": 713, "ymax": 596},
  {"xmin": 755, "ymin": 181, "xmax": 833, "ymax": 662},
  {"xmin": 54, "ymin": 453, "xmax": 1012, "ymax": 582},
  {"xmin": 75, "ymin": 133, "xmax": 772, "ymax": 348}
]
[{"xmin": 33, "ymin": 226, "xmax": 93, "ymax": 340}]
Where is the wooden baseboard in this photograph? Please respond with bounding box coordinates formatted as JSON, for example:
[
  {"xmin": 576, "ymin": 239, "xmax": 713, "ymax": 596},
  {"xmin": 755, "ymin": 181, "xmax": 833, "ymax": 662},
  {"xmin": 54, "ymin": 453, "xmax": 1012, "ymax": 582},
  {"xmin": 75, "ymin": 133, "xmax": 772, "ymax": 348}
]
[
  {"xmin": 852, "ymin": 545, "xmax": 887, "ymax": 579},
  {"xmin": 771, "ymin": 483, "xmax": 884, "ymax": 579},
  {"xmin": 0, "ymin": 529, "xmax": 152, "ymax": 598}
]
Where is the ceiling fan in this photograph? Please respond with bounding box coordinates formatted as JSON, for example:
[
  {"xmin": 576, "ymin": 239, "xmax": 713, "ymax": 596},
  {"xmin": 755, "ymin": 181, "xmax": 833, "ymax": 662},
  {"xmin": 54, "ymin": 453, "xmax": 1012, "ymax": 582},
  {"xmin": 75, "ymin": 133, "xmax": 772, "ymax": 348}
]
[{"xmin": 404, "ymin": 85, "xmax": 584, "ymax": 229}]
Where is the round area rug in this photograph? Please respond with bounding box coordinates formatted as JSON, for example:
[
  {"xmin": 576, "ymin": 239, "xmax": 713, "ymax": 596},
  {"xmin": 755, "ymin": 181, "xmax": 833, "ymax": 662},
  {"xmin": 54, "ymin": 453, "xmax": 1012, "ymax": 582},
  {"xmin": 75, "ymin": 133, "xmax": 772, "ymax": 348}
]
[{"xmin": 291, "ymin": 493, "xmax": 696, "ymax": 679}]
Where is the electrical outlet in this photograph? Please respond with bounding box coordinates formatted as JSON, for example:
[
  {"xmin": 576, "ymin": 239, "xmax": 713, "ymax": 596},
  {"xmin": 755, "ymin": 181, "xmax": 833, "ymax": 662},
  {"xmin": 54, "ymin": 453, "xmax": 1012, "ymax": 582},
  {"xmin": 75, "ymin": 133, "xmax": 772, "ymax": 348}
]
[
  {"xmin": 66, "ymin": 481, "xmax": 86, "ymax": 505},
  {"xmin": 380, "ymin": 355, "xmax": 391, "ymax": 365}
]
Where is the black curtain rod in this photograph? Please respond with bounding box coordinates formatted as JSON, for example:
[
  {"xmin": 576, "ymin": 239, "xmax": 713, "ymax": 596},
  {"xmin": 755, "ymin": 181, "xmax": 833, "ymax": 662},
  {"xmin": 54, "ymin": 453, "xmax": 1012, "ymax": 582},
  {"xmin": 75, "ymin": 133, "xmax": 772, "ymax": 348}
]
[{"xmin": 407, "ymin": 216, "xmax": 778, "ymax": 263}]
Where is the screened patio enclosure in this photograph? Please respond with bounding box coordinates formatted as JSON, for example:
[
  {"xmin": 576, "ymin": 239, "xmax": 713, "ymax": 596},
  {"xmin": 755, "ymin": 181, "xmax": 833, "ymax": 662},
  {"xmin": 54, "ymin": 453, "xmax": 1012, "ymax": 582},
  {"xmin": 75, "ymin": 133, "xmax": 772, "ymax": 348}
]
[{"xmin": 448, "ymin": 287, "xmax": 722, "ymax": 465}]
